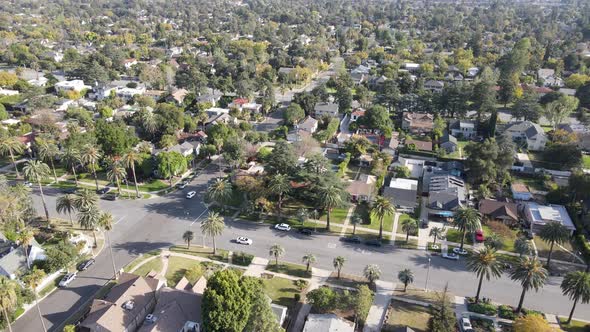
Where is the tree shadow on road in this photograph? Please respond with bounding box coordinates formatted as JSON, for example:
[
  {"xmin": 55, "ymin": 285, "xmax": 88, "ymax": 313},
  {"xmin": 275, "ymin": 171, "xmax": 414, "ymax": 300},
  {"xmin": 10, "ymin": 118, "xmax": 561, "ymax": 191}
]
[{"xmin": 113, "ymin": 241, "xmax": 174, "ymax": 256}]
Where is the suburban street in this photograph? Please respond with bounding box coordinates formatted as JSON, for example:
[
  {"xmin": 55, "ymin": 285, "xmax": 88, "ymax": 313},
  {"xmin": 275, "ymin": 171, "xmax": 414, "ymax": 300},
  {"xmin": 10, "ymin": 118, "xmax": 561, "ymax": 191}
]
[{"xmin": 13, "ymin": 161, "xmax": 590, "ymax": 332}]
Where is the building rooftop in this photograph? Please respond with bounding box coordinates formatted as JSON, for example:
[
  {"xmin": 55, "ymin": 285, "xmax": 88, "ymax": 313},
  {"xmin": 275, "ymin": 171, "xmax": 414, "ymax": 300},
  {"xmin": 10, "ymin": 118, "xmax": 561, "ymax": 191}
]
[
  {"xmin": 524, "ymin": 203, "xmax": 575, "ymax": 230},
  {"xmin": 389, "ymin": 178, "xmax": 418, "ymax": 190}
]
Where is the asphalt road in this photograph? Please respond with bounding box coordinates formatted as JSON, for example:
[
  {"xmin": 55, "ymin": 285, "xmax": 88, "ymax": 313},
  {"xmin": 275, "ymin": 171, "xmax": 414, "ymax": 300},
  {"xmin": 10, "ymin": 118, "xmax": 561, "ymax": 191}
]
[{"xmin": 15, "ymin": 163, "xmax": 590, "ymax": 331}]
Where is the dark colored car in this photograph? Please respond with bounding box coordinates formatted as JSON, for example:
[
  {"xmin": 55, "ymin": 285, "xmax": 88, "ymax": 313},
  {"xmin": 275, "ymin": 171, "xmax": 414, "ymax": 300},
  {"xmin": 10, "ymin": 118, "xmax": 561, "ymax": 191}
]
[
  {"xmin": 364, "ymin": 239, "xmax": 382, "ymax": 247},
  {"xmin": 62, "ymin": 187, "xmax": 77, "ymax": 194},
  {"xmin": 97, "ymin": 187, "xmax": 110, "ymax": 195},
  {"xmin": 77, "ymin": 258, "xmax": 96, "ymax": 271},
  {"xmin": 298, "ymin": 228, "xmax": 313, "ymax": 235},
  {"xmin": 102, "ymin": 193, "xmax": 119, "ymax": 201},
  {"xmin": 340, "ymin": 236, "xmax": 362, "ymax": 243},
  {"xmin": 420, "ymin": 219, "xmax": 429, "ymax": 229}
]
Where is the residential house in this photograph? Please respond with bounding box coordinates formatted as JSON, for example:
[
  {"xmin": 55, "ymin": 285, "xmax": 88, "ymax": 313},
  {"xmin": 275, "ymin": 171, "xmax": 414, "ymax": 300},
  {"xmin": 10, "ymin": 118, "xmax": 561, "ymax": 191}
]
[
  {"xmin": 538, "ymin": 68, "xmax": 564, "ymax": 87},
  {"xmin": 512, "ymin": 153, "xmax": 535, "ymax": 173},
  {"xmin": 440, "ymin": 133, "xmax": 458, "ymax": 154},
  {"xmin": 0, "ymin": 233, "xmax": 46, "ymax": 279},
  {"xmin": 346, "ymin": 174, "xmax": 377, "ymax": 202},
  {"xmin": 350, "ymin": 108, "xmax": 366, "ymax": 122},
  {"xmin": 297, "ymin": 116, "xmax": 319, "ymax": 133},
  {"xmin": 424, "ymin": 80, "xmax": 444, "ymax": 93},
  {"xmin": 405, "ymin": 138, "xmax": 433, "ymax": 152},
  {"xmin": 478, "ymin": 199, "xmax": 519, "ymax": 225},
  {"xmin": 314, "ymin": 102, "xmax": 339, "ymax": 118},
  {"xmin": 523, "ymin": 203, "xmax": 576, "ymax": 235},
  {"xmin": 450, "ymin": 120, "xmax": 476, "ymax": 139},
  {"xmin": 169, "ymin": 89, "xmax": 189, "ymax": 105},
  {"xmin": 228, "ymin": 98, "xmax": 249, "ymax": 110},
  {"xmin": 54, "ymin": 99, "xmax": 75, "ymax": 112},
  {"xmin": 303, "ymin": 314, "xmax": 354, "ymax": 332},
  {"xmin": 123, "ymin": 58, "xmax": 138, "ymax": 69},
  {"xmin": 383, "ymin": 178, "xmax": 418, "ymax": 211},
  {"xmin": 382, "ymin": 131, "xmax": 400, "ymax": 156},
  {"xmin": 428, "ymin": 175, "xmax": 466, "ymax": 211},
  {"xmin": 116, "ymin": 86, "xmax": 146, "ymax": 101},
  {"xmin": 557, "ymin": 123, "xmax": 590, "ymax": 151},
  {"xmin": 287, "ymin": 128, "xmax": 312, "ymax": 142},
  {"xmin": 80, "ymin": 272, "xmax": 162, "ymax": 331},
  {"xmin": 242, "ymin": 102, "xmax": 263, "ymax": 113},
  {"xmin": 403, "ymin": 63, "xmax": 421, "ymax": 71},
  {"xmin": 503, "ymin": 121, "xmax": 547, "ymax": 151},
  {"xmin": 28, "ymin": 76, "xmax": 48, "ymax": 87},
  {"xmin": 138, "ymin": 286, "xmax": 202, "ymax": 332},
  {"xmin": 401, "ymin": 112, "xmax": 434, "ymax": 134},
  {"xmin": 0, "ymin": 89, "xmax": 19, "ymax": 96},
  {"xmin": 391, "ymin": 156, "xmax": 425, "ymax": 179},
  {"xmin": 54, "ymin": 80, "xmax": 90, "ymax": 93},
  {"xmin": 358, "ymin": 154, "xmax": 373, "ymax": 167},
  {"xmin": 511, "ymin": 183, "xmax": 533, "ymax": 201},
  {"xmin": 144, "ymin": 90, "xmax": 166, "ymax": 101},
  {"xmin": 170, "ymin": 141, "xmax": 200, "ymax": 157},
  {"xmin": 271, "ymin": 303, "xmax": 288, "ymax": 326}
]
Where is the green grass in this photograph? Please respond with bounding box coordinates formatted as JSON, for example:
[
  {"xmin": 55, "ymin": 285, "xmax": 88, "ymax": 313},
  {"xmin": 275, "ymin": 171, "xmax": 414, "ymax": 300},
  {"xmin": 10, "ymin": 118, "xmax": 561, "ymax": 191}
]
[
  {"xmin": 165, "ymin": 256, "xmax": 204, "ymax": 286},
  {"xmin": 123, "ymin": 250, "xmax": 162, "ymax": 272},
  {"xmin": 38, "ymin": 272, "xmax": 65, "ymax": 297},
  {"xmin": 364, "ymin": 213, "xmax": 394, "ymax": 232},
  {"xmin": 383, "ymin": 300, "xmax": 431, "ymax": 332},
  {"xmin": 266, "ymin": 262, "xmax": 312, "ymax": 278},
  {"xmin": 326, "ymin": 273, "xmax": 368, "ymax": 289},
  {"xmin": 534, "ymin": 238, "xmax": 576, "ymax": 262},
  {"xmin": 396, "ymin": 214, "xmax": 418, "ymax": 235},
  {"xmin": 444, "ymin": 140, "xmax": 470, "ymax": 160},
  {"xmin": 169, "ymin": 245, "xmax": 230, "ymax": 263},
  {"xmin": 319, "ymin": 207, "xmax": 350, "ymax": 224},
  {"xmin": 445, "ymin": 228, "xmax": 466, "ymax": 244},
  {"xmin": 132, "ymin": 256, "xmax": 163, "ymax": 277},
  {"xmin": 559, "ymin": 317, "xmax": 590, "ymax": 332},
  {"xmin": 583, "ymin": 155, "xmax": 590, "ymax": 169},
  {"xmin": 137, "ymin": 179, "xmax": 170, "ymax": 192},
  {"xmin": 262, "ymin": 277, "xmax": 302, "ymax": 308}
]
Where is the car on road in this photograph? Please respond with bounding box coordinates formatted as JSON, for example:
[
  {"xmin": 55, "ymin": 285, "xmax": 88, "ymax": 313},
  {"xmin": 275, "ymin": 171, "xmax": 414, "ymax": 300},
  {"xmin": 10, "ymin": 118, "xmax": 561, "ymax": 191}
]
[
  {"xmin": 364, "ymin": 239, "xmax": 382, "ymax": 247},
  {"xmin": 340, "ymin": 236, "xmax": 362, "ymax": 243},
  {"xmin": 102, "ymin": 193, "xmax": 119, "ymax": 201},
  {"xmin": 186, "ymin": 191, "xmax": 196, "ymax": 199},
  {"xmin": 23, "ymin": 181, "xmax": 33, "ymax": 187},
  {"xmin": 236, "ymin": 237, "xmax": 253, "ymax": 245},
  {"xmin": 97, "ymin": 187, "xmax": 110, "ymax": 195},
  {"xmin": 460, "ymin": 317, "xmax": 474, "ymax": 332},
  {"xmin": 62, "ymin": 187, "xmax": 77, "ymax": 194},
  {"xmin": 475, "ymin": 230, "xmax": 485, "ymax": 242},
  {"xmin": 59, "ymin": 273, "xmax": 77, "ymax": 287},
  {"xmin": 274, "ymin": 223, "xmax": 291, "ymax": 231},
  {"xmin": 77, "ymin": 259, "xmax": 96, "ymax": 271},
  {"xmin": 176, "ymin": 182, "xmax": 188, "ymax": 189},
  {"xmin": 442, "ymin": 252, "xmax": 460, "ymax": 261},
  {"xmin": 298, "ymin": 228, "xmax": 313, "ymax": 235}
]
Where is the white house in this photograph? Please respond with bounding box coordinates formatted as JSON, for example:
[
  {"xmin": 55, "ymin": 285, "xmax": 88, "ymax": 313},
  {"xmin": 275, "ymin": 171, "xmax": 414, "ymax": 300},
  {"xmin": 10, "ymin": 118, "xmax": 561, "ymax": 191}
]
[
  {"xmin": 115, "ymin": 86, "xmax": 146, "ymax": 100},
  {"xmin": 503, "ymin": 121, "xmax": 547, "ymax": 151},
  {"xmin": 0, "ymin": 89, "xmax": 19, "ymax": 96},
  {"xmin": 55, "ymin": 80, "xmax": 91, "ymax": 93},
  {"xmin": 450, "ymin": 120, "xmax": 476, "ymax": 138},
  {"xmin": 314, "ymin": 102, "xmax": 339, "ymax": 118},
  {"xmin": 123, "ymin": 58, "xmax": 138, "ymax": 69},
  {"xmin": 28, "ymin": 76, "xmax": 48, "ymax": 87}
]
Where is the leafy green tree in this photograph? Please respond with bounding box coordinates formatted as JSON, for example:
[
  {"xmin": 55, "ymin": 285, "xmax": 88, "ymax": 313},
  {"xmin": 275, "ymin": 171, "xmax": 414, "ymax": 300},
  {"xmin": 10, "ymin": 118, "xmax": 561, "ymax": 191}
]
[
  {"xmin": 44, "ymin": 242, "xmax": 78, "ymax": 272},
  {"xmin": 80, "ymin": 144, "xmax": 102, "ymax": 191},
  {"xmin": 183, "ymin": 230, "xmax": 194, "ymax": 249},
  {"xmin": 0, "ymin": 276, "xmax": 17, "ymax": 332},
  {"xmin": 513, "ymin": 314, "xmax": 553, "ymax": 332},
  {"xmin": 398, "ymin": 269, "xmax": 414, "ymax": 291},
  {"xmin": 376, "ymin": 80, "xmax": 400, "ymax": 112},
  {"xmin": 156, "ymin": 151, "xmax": 188, "ymax": 187},
  {"xmin": 510, "ymin": 256, "xmax": 548, "ymax": 313},
  {"xmin": 268, "ymin": 173, "xmax": 290, "ymax": 218},
  {"xmin": 484, "ymin": 233, "xmax": 504, "ymax": 250},
  {"xmin": 0, "ymin": 136, "xmax": 24, "ymax": 178},
  {"xmin": 560, "ymin": 271, "xmax": 590, "ymax": 324},
  {"xmin": 18, "ymin": 228, "xmax": 34, "ymax": 269},
  {"xmin": 466, "ymin": 247, "xmax": 503, "ymax": 302},
  {"xmin": 354, "ymin": 285, "xmax": 373, "ymax": 324},
  {"xmin": 207, "ymin": 178, "xmax": 233, "ymax": 206},
  {"xmin": 454, "ymin": 207, "xmax": 482, "ymax": 251},
  {"xmin": 306, "ymin": 287, "xmax": 336, "ymax": 313},
  {"xmin": 243, "ymin": 291, "xmax": 282, "ymax": 332},
  {"xmin": 539, "ymin": 221, "xmax": 571, "ymax": 269},
  {"xmin": 95, "ymin": 119, "xmax": 138, "ymax": 156},
  {"xmin": 56, "ymin": 194, "xmax": 77, "ymax": 226},
  {"xmin": 23, "ymin": 160, "xmax": 51, "ymax": 221},
  {"xmin": 428, "ymin": 285, "xmax": 455, "ymax": 332},
  {"xmin": 302, "ymin": 253, "xmax": 316, "ymax": 272},
  {"xmin": 22, "ymin": 267, "xmax": 47, "ymax": 332},
  {"xmin": 544, "ymin": 95, "xmax": 580, "ymax": 129},
  {"xmin": 284, "ymin": 103, "xmax": 305, "ymax": 125},
  {"xmin": 511, "ymin": 90, "xmax": 542, "ymax": 122},
  {"xmin": 364, "ymin": 264, "xmax": 381, "ymax": 286},
  {"xmin": 265, "ymin": 141, "xmax": 298, "ymax": 175},
  {"xmin": 465, "ymin": 138, "xmax": 513, "ymax": 185},
  {"xmin": 336, "ymin": 86, "xmax": 352, "ymax": 113},
  {"xmin": 61, "ymin": 147, "xmax": 81, "ymax": 186},
  {"xmin": 401, "ymin": 217, "xmax": 418, "ymax": 242},
  {"xmin": 269, "ymin": 244, "xmax": 284, "ymax": 266},
  {"xmin": 201, "ymin": 212, "xmax": 225, "ymax": 254}
]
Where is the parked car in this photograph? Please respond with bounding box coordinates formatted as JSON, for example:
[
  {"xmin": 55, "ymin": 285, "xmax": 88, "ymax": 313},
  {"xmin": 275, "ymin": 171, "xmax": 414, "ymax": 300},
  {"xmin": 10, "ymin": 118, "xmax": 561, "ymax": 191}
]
[
  {"xmin": 442, "ymin": 252, "xmax": 460, "ymax": 261},
  {"xmin": 274, "ymin": 223, "xmax": 291, "ymax": 231},
  {"xmin": 298, "ymin": 228, "xmax": 313, "ymax": 235},
  {"xmin": 62, "ymin": 187, "xmax": 77, "ymax": 194},
  {"xmin": 102, "ymin": 193, "xmax": 119, "ymax": 201},
  {"xmin": 365, "ymin": 239, "xmax": 382, "ymax": 247},
  {"xmin": 236, "ymin": 236, "xmax": 253, "ymax": 245},
  {"xmin": 59, "ymin": 273, "xmax": 77, "ymax": 287},
  {"xmin": 23, "ymin": 181, "xmax": 33, "ymax": 187},
  {"xmin": 176, "ymin": 182, "xmax": 188, "ymax": 189},
  {"xmin": 77, "ymin": 259, "xmax": 96, "ymax": 271},
  {"xmin": 340, "ymin": 235, "xmax": 362, "ymax": 243},
  {"xmin": 97, "ymin": 187, "xmax": 110, "ymax": 195},
  {"xmin": 460, "ymin": 317, "xmax": 474, "ymax": 332},
  {"xmin": 420, "ymin": 219, "xmax": 429, "ymax": 229},
  {"xmin": 475, "ymin": 230, "xmax": 485, "ymax": 242},
  {"xmin": 186, "ymin": 191, "xmax": 196, "ymax": 199}
]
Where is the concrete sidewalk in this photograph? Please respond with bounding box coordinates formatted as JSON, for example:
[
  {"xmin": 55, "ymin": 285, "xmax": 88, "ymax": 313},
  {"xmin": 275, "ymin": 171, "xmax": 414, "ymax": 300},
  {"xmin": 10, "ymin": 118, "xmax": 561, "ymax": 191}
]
[{"xmin": 363, "ymin": 280, "xmax": 396, "ymax": 332}]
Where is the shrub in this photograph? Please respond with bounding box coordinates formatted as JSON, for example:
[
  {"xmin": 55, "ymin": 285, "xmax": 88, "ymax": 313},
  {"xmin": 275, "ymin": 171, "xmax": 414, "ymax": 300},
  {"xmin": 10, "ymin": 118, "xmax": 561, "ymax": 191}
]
[
  {"xmin": 467, "ymin": 302, "xmax": 497, "ymax": 316},
  {"xmin": 294, "ymin": 293, "xmax": 301, "ymax": 301},
  {"xmin": 487, "ymin": 221, "xmax": 513, "ymax": 239},
  {"xmin": 470, "ymin": 316, "xmax": 495, "ymax": 332},
  {"xmin": 233, "ymin": 251, "xmax": 254, "ymax": 266},
  {"xmin": 295, "ymin": 279, "xmax": 309, "ymax": 291},
  {"xmin": 498, "ymin": 305, "xmax": 517, "ymax": 320}
]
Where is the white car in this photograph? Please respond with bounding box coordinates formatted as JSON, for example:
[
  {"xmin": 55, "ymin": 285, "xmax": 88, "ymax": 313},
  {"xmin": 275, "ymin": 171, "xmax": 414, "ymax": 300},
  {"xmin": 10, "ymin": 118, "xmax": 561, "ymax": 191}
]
[
  {"xmin": 236, "ymin": 237, "xmax": 253, "ymax": 245},
  {"xmin": 59, "ymin": 273, "xmax": 77, "ymax": 287},
  {"xmin": 186, "ymin": 191, "xmax": 196, "ymax": 199},
  {"xmin": 442, "ymin": 252, "xmax": 460, "ymax": 261},
  {"xmin": 274, "ymin": 223, "xmax": 291, "ymax": 231},
  {"xmin": 460, "ymin": 317, "xmax": 474, "ymax": 332}
]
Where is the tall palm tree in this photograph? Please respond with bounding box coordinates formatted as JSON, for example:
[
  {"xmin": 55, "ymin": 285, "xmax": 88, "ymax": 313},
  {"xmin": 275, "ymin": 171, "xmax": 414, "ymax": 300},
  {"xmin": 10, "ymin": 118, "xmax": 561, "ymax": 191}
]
[
  {"xmin": 78, "ymin": 205, "xmax": 100, "ymax": 247},
  {"xmin": 56, "ymin": 194, "xmax": 77, "ymax": 226},
  {"xmin": 80, "ymin": 145, "xmax": 102, "ymax": 191},
  {"xmin": 61, "ymin": 147, "xmax": 81, "ymax": 186},
  {"xmin": 364, "ymin": 264, "xmax": 382, "ymax": 287},
  {"xmin": 106, "ymin": 160, "xmax": 126, "ymax": 195},
  {"xmin": 333, "ymin": 256, "xmax": 345, "ymax": 279},
  {"xmin": 514, "ymin": 237, "xmax": 533, "ymax": 257},
  {"xmin": 98, "ymin": 212, "xmax": 118, "ymax": 279},
  {"xmin": 398, "ymin": 269, "xmax": 414, "ymax": 292},
  {"xmin": 510, "ymin": 256, "xmax": 548, "ymax": 313},
  {"xmin": 35, "ymin": 139, "xmax": 60, "ymax": 183},
  {"xmin": 268, "ymin": 173, "xmax": 291, "ymax": 218},
  {"xmin": 200, "ymin": 212, "xmax": 225, "ymax": 254},
  {"xmin": 18, "ymin": 228, "xmax": 34, "ymax": 269},
  {"xmin": 302, "ymin": 253, "xmax": 316, "ymax": 272},
  {"xmin": 183, "ymin": 230, "xmax": 194, "ymax": 249},
  {"xmin": 269, "ymin": 244, "xmax": 284, "ymax": 266},
  {"xmin": 22, "ymin": 267, "xmax": 47, "ymax": 332},
  {"xmin": 73, "ymin": 189, "xmax": 98, "ymax": 211},
  {"xmin": 466, "ymin": 247, "xmax": 503, "ymax": 302},
  {"xmin": 371, "ymin": 196, "xmax": 395, "ymax": 240},
  {"xmin": 351, "ymin": 214, "xmax": 362, "ymax": 235},
  {"xmin": 560, "ymin": 271, "xmax": 590, "ymax": 324},
  {"xmin": 402, "ymin": 218, "xmax": 418, "ymax": 242},
  {"xmin": 121, "ymin": 151, "xmax": 141, "ymax": 198},
  {"xmin": 429, "ymin": 226, "xmax": 446, "ymax": 246},
  {"xmin": 23, "ymin": 160, "xmax": 51, "ymax": 221},
  {"xmin": 0, "ymin": 276, "xmax": 17, "ymax": 332},
  {"xmin": 207, "ymin": 178, "xmax": 233, "ymax": 206},
  {"xmin": 318, "ymin": 185, "xmax": 345, "ymax": 231},
  {"xmin": 0, "ymin": 136, "xmax": 24, "ymax": 178},
  {"xmin": 140, "ymin": 111, "xmax": 158, "ymax": 137},
  {"xmin": 539, "ymin": 221, "xmax": 571, "ymax": 269},
  {"xmin": 453, "ymin": 207, "xmax": 482, "ymax": 251}
]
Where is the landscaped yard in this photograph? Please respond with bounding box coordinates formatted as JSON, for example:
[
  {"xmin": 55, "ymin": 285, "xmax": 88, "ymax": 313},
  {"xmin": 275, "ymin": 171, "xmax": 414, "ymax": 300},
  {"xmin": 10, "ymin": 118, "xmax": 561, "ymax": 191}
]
[
  {"xmin": 262, "ymin": 276, "xmax": 303, "ymax": 308},
  {"xmin": 137, "ymin": 179, "xmax": 170, "ymax": 192},
  {"xmin": 123, "ymin": 250, "xmax": 162, "ymax": 272},
  {"xmin": 266, "ymin": 261, "xmax": 312, "ymax": 278},
  {"xmin": 383, "ymin": 300, "xmax": 432, "ymax": 332},
  {"xmin": 392, "ymin": 286, "xmax": 446, "ymax": 304},
  {"xmin": 133, "ymin": 257, "xmax": 163, "ymax": 277},
  {"xmin": 319, "ymin": 207, "xmax": 350, "ymax": 224},
  {"xmin": 326, "ymin": 272, "xmax": 368, "ymax": 289},
  {"xmin": 534, "ymin": 238, "xmax": 576, "ymax": 262},
  {"xmin": 163, "ymin": 256, "xmax": 223, "ymax": 286},
  {"xmin": 396, "ymin": 214, "xmax": 418, "ymax": 235},
  {"xmin": 445, "ymin": 140, "xmax": 470, "ymax": 160},
  {"xmin": 170, "ymin": 245, "xmax": 230, "ymax": 263},
  {"xmin": 559, "ymin": 318, "xmax": 590, "ymax": 332},
  {"xmin": 583, "ymin": 155, "xmax": 590, "ymax": 169}
]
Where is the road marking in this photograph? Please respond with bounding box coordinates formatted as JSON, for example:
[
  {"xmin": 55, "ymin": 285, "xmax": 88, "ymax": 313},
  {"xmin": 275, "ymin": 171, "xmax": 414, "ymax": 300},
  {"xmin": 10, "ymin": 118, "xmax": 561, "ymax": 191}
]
[
  {"xmin": 114, "ymin": 216, "xmax": 126, "ymax": 225},
  {"xmin": 327, "ymin": 243, "xmax": 337, "ymax": 249},
  {"xmin": 190, "ymin": 208, "xmax": 209, "ymax": 226}
]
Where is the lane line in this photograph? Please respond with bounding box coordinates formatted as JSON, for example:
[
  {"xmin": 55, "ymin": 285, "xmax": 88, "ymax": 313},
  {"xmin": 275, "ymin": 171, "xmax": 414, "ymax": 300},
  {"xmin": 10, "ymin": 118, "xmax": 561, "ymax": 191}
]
[
  {"xmin": 114, "ymin": 216, "xmax": 126, "ymax": 225},
  {"xmin": 190, "ymin": 208, "xmax": 209, "ymax": 226}
]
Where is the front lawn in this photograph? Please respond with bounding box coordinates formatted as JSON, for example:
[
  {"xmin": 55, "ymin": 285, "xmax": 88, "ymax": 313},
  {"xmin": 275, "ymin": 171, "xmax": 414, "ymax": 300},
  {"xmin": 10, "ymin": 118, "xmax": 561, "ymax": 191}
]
[
  {"xmin": 262, "ymin": 276, "xmax": 303, "ymax": 308},
  {"xmin": 170, "ymin": 245, "xmax": 230, "ymax": 263},
  {"xmin": 319, "ymin": 207, "xmax": 350, "ymax": 224},
  {"xmin": 133, "ymin": 257, "xmax": 163, "ymax": 277},
  {"xmin": 266, "ymin": 261, "xmax": 312, "ymax": 278},
  {"xmin": 137, "ymin": 179, "xmax": 170, "ymax": 192},
  {"xmin": 396, "ymin": 214, "xmax": 418, "ymax": 235},
  {"xmin": 365, "ymin": 213, "xmax": 394, "ymax": 232},
  {"xmin": 583, "ymin": 155, "xmax": 590, "ymax": 169},
  {"xmin": 559, "ymin": 318, "xmax": 590, "ymax": 332},
  {"xmin": 534, "ymin": 238, "xmax": 576, "ymax": 262},
  {"xmin": 165, "ymin": 256, "xmax": 204, "ymax": 286},
  {"xmin": 326, "ymin": 272, "xmax": 368, "ymax": 289},
  {"xmin": 383, "ymin": 300, "xmax": 431, "ymax": 332},
  {"xmin": 392, "ymin": 286, "xmax": 449, "ymax": 305}
]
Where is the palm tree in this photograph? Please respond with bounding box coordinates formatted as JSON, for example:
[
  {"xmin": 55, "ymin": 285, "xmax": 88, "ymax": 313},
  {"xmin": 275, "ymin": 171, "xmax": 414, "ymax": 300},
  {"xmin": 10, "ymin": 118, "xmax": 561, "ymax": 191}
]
[
  {"xmin": 36, "ymin": 139, "xmax": 60, "ymax": 183},
  {"xmin": 106, "ymin": 160, "xmax": 126, "ymax": 195},
  {"xmin": 510, "ymin": 256, "xmax": 548, "ymax": 313},
  {"xmin": 466, "ymin": 247, "xmax": 503, "ymax": 302},
  {"xmin": 371, "ymin": 196, "xmax": 395, "ymax": 240},
  {"xmin": 269, "ymin": 244, "xmax": 285, "ymax": 266},
  {"xmin": 207, "ymin": 178, "xmax": 233, "ymax": 206},
  {"xmin": 80, "ymin": 144, "xmax": 102, "ymax": 191},
  {"xmin": 98, "ymin": 212, "xmax": 118, "ymax": 279},
  {"xmin": 484, "ymin": 233, "xmax": 504, "ymax": 250},
  {"xmin": 62, "ymin": 147, "xmax": 81, "ymax": 186},
  {"xmin": 539, "ymin": 221, "xmax": 571, "ymax": 269},
  {"xmin": 0, "ymin": 136, "xmax": 24, "ymax": 178},
  {"xmin": 398, "ymin": 269, "xmax": 414, "ymax": 292},
  {"xmin": 18, "ymin": 228, "xmax": 34, "ymax": 269},
  {"xmin": 22, "ymin": 267, "xmax": 47, "ymax": 332},
  {"xmin": 121, "ymin": 151, "xmax": 141, "ymax": 198},
  {"xmin": 268, "ymin": 173, "xmax": 291, "ymax": 218},
  {"xmin": 23, "ymin": 160, "xmax": 51, "ymax": 221},
  {"xmin": 351, "ymin": 214, "xmax": 362, "ymax": 235},
  {"xmin": 333, "ymin": 256, "xmax": 345, "ymax": 279},
  {"xmin": 0, "ymin": 276, "xmax": 17, "ymax": 332},
  {"xmin": 78, "ymin": 205, "xmax": 100, "ymax": 247},
  {"xmin": 453, "ymin": 207, "xmax": 482, "ymax": 251},
  {"xmin": 364, "ymin": 264, "xmax": 382, "ymax": 287},
  {"xmin": 318, "ymin": 185, "xmax": 345, "ymax": 231},
  {"xmin": 402, "ymin": 218, "xmax": 418, "ymax": 242},
  {"xmin": 429, "ymin": 226, "xmax": 446, "ymax": 246},
  {"xmin": 200, "ymin": 212, "xmax": 225, "ymax": 254},
  {"xmin": 514, "ymin": 237, "xmax": 533, "ymax": 257},
  {"xmin": 302, "ymin": 253, "xmax": 316, "ymax": 272},
  {"xmin": 56, "ymin": 194, "xmax": 77, "ymax": 226},
  {"xmin": 560, "ymin": 271, "xmax": 590, "ymax": 324},
  {"xmin": 183, "ymin": 230, "xmax": 194, "ymax": 249},
  {"xmin": 73, "ymin": 189, "xmax": 99, "ymax": 211}
]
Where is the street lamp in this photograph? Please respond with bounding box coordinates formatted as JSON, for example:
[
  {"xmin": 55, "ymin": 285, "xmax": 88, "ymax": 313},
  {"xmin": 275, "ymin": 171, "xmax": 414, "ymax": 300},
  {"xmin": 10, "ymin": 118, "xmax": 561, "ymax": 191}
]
[{"xmin": 424, "ymin": 255, "xmax": 431, "ymax": 292}]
